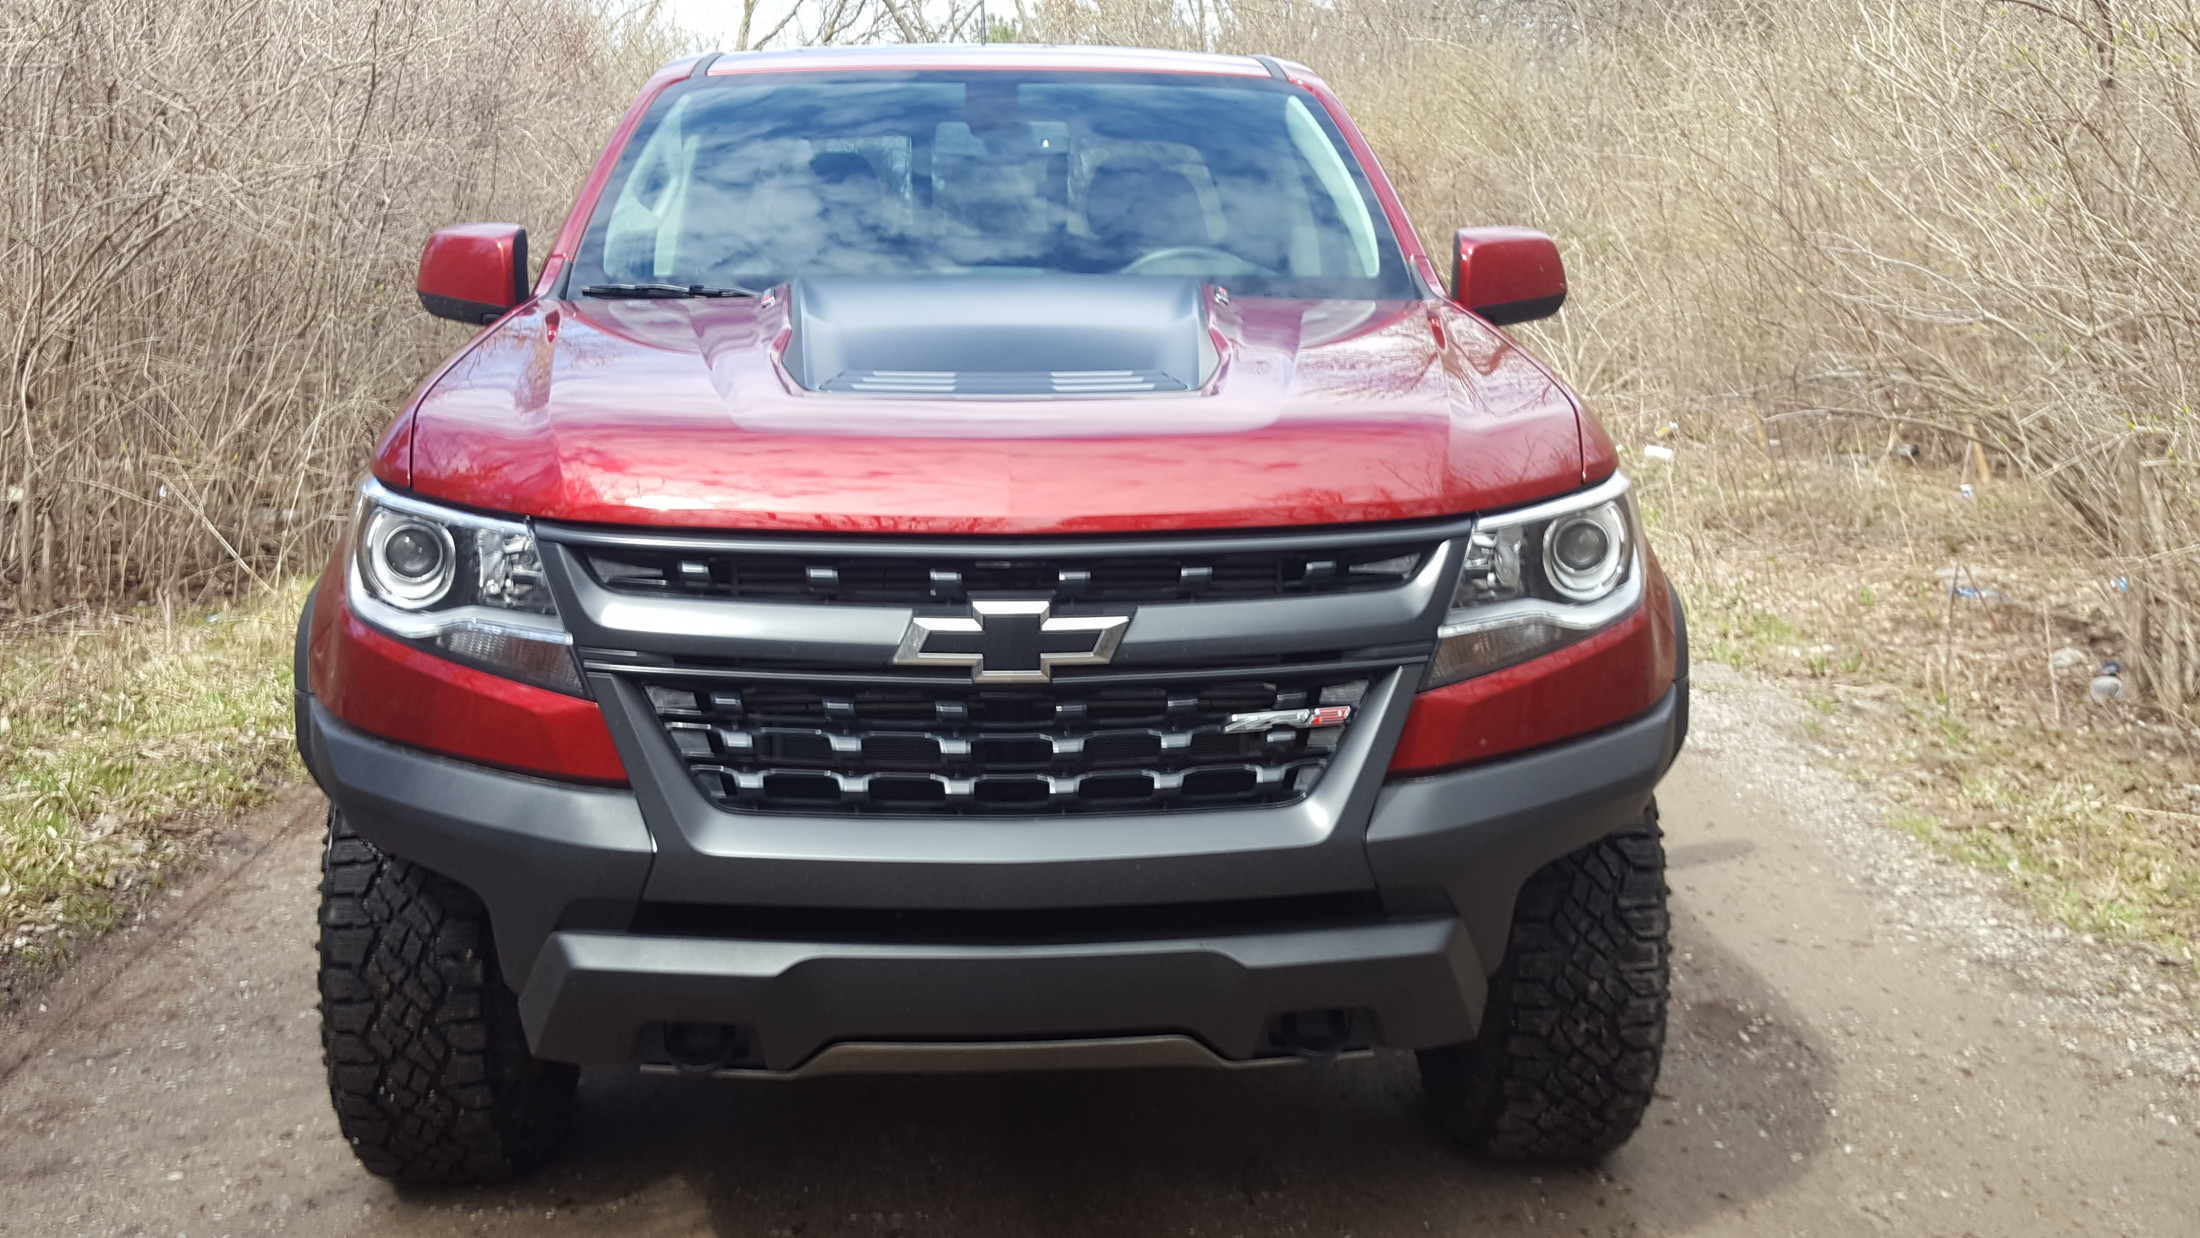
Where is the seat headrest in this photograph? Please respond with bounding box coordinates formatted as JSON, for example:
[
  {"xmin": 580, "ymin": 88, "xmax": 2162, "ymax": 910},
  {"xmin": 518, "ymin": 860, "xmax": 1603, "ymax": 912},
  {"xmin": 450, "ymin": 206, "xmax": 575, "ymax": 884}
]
[{"xmin": 1085, "ymin": 164, "xmax": 1209, "ymax": 252}]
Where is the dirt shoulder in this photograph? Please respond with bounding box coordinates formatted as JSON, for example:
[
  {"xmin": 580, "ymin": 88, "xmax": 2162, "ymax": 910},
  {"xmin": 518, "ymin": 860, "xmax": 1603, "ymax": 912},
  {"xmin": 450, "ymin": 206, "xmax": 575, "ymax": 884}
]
[
  {"xmin": 0, "ymin": 582, "xmax": 308, "ymax": 981},
  {"xmin": 1, "ymin": 665, "xmax": 2195, "ymax": 1237}
]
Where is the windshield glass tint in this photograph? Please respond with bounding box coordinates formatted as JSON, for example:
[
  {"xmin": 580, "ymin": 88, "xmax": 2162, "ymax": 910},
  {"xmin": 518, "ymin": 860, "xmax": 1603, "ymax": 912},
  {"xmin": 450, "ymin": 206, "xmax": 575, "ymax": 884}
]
[{"xmin": 571, "ymin": 72, "xmax": 1417, "ymax": 299}]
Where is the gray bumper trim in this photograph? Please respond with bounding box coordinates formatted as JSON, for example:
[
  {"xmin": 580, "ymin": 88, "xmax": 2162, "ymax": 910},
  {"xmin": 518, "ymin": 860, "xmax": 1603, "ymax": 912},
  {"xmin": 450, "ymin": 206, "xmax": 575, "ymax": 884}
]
[
  {"xmin": 518, "ymin": 917, "xmax": 1479, "ymax": 1068},
  {"xmin": 302, "ymin": 701, "xmax": 655, "ymax": 982},
  {"xmin": 1365, "ymin": 683, "xmax": 1684, "ymax": 976},
  {"xmin": 647, "ymin": 1035, "xmax": 1326, "ymax": 1079}
]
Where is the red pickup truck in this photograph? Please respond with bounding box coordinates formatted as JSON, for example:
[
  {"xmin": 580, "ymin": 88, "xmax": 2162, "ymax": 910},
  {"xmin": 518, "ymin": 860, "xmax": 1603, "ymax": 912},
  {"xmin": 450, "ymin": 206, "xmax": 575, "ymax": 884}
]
[{"xmin": 295, "ymin": 44, "xmax": 1686, "ymax": 1183}]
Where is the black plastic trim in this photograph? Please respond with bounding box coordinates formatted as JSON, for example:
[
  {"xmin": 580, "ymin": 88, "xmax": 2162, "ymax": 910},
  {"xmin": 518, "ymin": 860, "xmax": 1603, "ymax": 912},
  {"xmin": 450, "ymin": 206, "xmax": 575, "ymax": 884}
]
[
  {"xmin": 518, "ymin": 916, "xmax": 1479, "ymax": 1067},
  {"xmin": 292, "ymin": 586, "xmax": 325, "ymax": 793},
  {"xmin": 548, "ymin": 544, "xmax": 915, "ymax": 663},
  {"xmin": 1252, "ymin": 55, "xmax": 1290, "ymax": 81},
  {"xmin": 1365, "ymin": 685, "xmax": 1683, "ymax": 976},
  {"xmin": 630, "ymin": 891, "xmax": 1390, "ymax": 946},
  {"xmin": 302, "ymin": 701, "xmax": 655, "ymax": 983},
  {"xmin": 508, "ymin": 227, "xmax": 530, "ymax": 306},
  {"xmin": 689, "ymin": 51, "xmax": 720, "ymax": 79},
  {"xmin": 418, "ymin": 290, "xmax": 508, "ymax": 326},
  {"xmin": 1471, "ymin": 290, "xmax": 1567, "ymax": 326},
  {"xmin": 1670, "ymin": 585, "xmax": 1691, "ymax": 752}
]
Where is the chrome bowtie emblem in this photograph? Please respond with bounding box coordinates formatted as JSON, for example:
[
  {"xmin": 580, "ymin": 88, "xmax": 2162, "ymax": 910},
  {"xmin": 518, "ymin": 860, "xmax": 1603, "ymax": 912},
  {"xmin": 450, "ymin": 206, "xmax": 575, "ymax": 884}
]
[{"xmin": 894, "ymin": 599, "xmax": 1131, "ymax": 683}]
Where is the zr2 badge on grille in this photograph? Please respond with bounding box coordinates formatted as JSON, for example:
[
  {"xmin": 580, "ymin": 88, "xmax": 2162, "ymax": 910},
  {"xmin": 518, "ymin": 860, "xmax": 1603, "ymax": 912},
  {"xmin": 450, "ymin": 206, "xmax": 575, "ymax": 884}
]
[
  {"xmin": 1221, "ymin": 705, "xmax": 1355, "ymax": 733},
  {"xmin": 893, "ymin": 599, "xmax": 1132, "ymax": 683}
]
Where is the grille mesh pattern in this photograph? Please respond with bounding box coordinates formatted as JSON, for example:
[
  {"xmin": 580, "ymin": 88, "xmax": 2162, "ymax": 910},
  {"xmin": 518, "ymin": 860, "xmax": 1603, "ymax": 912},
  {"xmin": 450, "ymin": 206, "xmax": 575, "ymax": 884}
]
[
  {"xmin": 586, "ymin": 542, "xmax": 1431, "ymax": 606},
  {"xmin": 644, "ymin": 674, "xmax": 1372, "ymax": 815}
]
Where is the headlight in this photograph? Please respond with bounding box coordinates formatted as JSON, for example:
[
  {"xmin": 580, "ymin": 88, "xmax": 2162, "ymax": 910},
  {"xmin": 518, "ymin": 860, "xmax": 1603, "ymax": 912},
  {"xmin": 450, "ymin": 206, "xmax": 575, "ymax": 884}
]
[
  {"xmin": 1425, "ymin": 473, "xmax": 1643, "ymax": 689},
  {"xmin": 1544, "ymin": 505, "xmax": 1627, "ymax": 601},
  {"xmin": 359, "ymin": 508, "xmax": 457, "ymax": 607},
  {"xmin": 347, "ymin": 480, "xmax": 586, "ymax": 695}
]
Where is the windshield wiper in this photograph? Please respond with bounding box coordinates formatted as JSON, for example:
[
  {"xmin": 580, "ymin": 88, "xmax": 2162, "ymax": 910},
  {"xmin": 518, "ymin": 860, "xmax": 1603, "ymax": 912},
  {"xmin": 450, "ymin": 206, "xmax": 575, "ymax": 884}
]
[{"xmin": 580, "ymin": 282, "xmax": 764, "ymax": 299}]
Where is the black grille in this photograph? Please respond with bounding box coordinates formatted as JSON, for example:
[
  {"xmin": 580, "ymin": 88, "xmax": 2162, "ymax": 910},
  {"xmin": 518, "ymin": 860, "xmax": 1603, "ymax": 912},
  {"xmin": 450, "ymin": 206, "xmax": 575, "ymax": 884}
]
[
  {"xmin": 585, "ymin": 541, "xmax": 1432, "ymax": 605},
  {"xmin": 642, "ymin": 672, "xmax": 1373, "ymax": 815}
]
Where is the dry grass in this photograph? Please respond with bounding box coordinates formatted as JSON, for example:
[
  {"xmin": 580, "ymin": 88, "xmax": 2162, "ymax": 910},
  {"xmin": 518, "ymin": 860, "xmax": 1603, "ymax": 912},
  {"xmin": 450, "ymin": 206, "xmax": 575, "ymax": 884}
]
[
  {"xmin": 0, "ymin": 579, "xmax": 308, "ymax": 967},
  {"xmin": 1641, "ymin": 457, "xmax": 2200, "ymax": 962}
]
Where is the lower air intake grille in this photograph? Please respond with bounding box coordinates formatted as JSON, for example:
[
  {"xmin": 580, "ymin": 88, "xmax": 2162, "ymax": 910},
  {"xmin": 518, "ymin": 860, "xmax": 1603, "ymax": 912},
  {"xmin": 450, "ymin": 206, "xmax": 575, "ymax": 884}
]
[{"xmin": 640, "ymin": 673, "xmax": 1373, "ymax": 816}]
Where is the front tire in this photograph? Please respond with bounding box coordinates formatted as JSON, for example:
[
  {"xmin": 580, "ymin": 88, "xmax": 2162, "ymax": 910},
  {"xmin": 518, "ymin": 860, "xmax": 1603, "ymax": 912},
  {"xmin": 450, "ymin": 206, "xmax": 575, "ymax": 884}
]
[
  {"xmin": 317, "ymin": 808, "xmax": 576, "ymax": 1183},
  {"xmin": 1418, "ymin": 805, "xmax": 1670, "ymax": 1163}
]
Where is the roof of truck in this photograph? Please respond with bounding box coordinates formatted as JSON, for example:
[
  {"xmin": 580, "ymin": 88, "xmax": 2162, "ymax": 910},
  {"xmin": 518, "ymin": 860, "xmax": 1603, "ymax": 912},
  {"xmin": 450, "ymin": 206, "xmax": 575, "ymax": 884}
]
[{"xmin": 697, "ymin": 43, "xmax": 1303, "ymax": 81}]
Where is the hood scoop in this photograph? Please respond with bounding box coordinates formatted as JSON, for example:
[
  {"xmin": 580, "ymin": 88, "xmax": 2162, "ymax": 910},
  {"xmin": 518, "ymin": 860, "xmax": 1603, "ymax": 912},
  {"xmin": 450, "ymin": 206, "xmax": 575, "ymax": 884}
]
[{"xmin": 785, "ymin": 275, "xmax": 1214, "ymax": 397}]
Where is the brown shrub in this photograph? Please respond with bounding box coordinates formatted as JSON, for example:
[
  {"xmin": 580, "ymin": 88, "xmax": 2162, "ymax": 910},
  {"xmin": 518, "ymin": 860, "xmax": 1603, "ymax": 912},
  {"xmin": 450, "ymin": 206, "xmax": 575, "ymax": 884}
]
[{"xmin": 0, "ymin": 0, "xmax": 678, "ymax": 611}]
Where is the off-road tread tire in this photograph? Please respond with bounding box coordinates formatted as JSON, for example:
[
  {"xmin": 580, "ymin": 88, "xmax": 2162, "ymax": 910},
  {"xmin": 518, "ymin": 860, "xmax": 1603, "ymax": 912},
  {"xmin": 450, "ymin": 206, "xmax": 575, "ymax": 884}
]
[
  {"xmin": 1419, "ymin": 805, "xmax": 1669, "ymax": 1163},
  {"xmin": 317, "ymin": 808, "xmax": 575, "ymax": 1184}
]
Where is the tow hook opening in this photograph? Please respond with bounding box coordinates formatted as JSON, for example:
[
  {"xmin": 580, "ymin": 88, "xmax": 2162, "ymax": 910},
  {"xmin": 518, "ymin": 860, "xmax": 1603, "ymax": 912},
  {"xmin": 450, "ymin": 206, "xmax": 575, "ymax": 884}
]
[
  {"xmin": 1263, "ymin": 1008, "xmax": 1376, "ymax": 1060},
  {"xmin": 636, "ymin": 1021, "xmax": 763, "ymax": 1074}
]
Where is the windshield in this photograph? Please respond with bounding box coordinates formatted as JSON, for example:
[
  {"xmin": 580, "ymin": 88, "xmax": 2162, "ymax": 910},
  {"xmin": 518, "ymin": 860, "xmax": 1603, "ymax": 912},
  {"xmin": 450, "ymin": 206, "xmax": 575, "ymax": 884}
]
[{"xmin": 568, "ymin": 71, "xmax": 1418, "ymax": 299}]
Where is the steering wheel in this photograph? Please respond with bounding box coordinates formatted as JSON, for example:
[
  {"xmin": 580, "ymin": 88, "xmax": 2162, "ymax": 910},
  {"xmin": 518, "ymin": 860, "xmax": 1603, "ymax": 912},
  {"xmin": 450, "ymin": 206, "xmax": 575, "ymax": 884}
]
[{"xmin": 1118, "ymin": 247, "xmax": 1279, "ymax": 278}]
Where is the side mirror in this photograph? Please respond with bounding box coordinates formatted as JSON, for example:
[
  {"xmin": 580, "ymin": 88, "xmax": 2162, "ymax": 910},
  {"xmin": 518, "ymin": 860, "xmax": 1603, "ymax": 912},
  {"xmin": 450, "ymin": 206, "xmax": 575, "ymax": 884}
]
[
  {"xmin": 1450, "ymin": 226, "xmax": 1566, "ymax": 325},
  {"xmin": 417, "ymin": 224, "xmax": 529, "ymax": 325}
]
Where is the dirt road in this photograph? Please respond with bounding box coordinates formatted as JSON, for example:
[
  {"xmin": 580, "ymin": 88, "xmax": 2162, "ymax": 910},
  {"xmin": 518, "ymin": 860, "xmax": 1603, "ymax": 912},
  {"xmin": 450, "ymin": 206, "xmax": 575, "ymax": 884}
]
[{"xmin": 3, "ymin": 664, "xmax": 2196, "ymax": 1237}]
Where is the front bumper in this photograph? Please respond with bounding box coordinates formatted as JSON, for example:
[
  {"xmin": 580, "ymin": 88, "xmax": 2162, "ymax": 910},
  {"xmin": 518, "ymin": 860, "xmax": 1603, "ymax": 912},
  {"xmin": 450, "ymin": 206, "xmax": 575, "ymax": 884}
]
[
  {"xmin": 297, "ymin": 674, "xmax": 1684, "ymax": 1070},
  {"xmin": 522, "ymin": 916, "xmax": 1478, "ymax": 1067}
]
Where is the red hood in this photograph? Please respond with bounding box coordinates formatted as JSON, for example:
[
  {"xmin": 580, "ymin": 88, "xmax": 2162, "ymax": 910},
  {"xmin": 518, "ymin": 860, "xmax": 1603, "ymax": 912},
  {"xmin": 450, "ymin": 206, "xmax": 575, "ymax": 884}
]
[{"xmin": 383, "ymin": 293, "xmax": 1596, "ymax": 534}]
